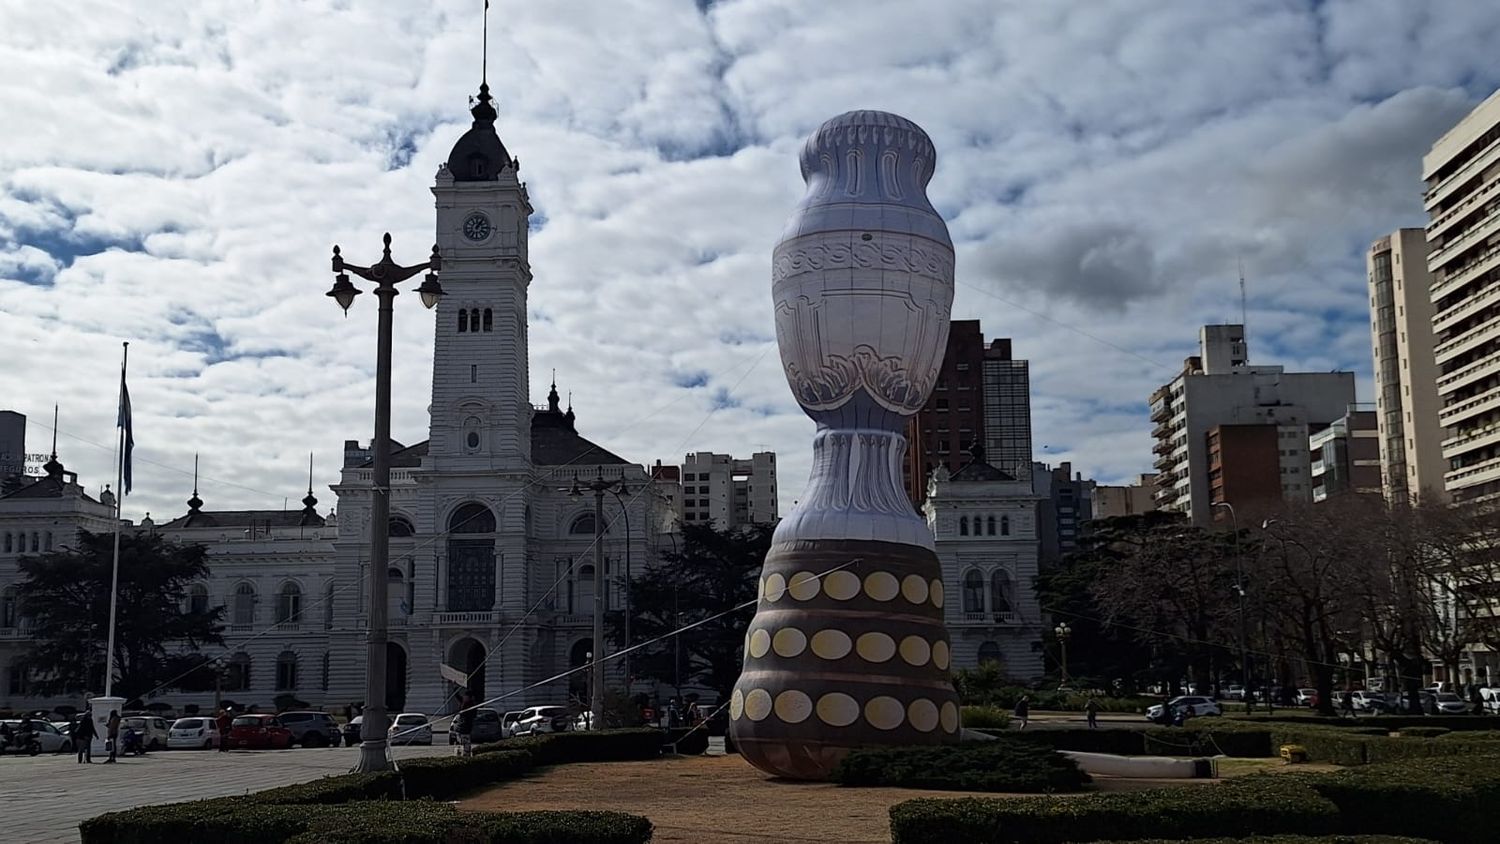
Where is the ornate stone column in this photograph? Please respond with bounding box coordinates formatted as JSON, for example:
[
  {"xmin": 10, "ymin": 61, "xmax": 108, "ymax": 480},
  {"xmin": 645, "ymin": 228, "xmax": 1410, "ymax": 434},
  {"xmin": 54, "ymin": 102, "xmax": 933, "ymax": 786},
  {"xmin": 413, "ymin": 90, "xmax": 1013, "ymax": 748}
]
[{"xmin": 730, "ymin": 111, "xmax": 959, "ymax": 779}]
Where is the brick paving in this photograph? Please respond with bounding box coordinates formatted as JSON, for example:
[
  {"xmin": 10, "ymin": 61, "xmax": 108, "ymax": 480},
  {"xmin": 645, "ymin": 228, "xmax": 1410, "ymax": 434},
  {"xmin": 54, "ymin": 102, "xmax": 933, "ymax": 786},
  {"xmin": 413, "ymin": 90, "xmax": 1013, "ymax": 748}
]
[{"xmin": 0, "ymin": 744, "xmax": 447, "ymax": 843}]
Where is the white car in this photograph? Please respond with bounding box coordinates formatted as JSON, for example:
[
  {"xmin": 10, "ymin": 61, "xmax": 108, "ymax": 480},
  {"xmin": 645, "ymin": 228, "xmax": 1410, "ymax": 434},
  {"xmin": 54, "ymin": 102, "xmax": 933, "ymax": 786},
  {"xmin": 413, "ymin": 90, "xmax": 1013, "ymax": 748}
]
[
  {"xmin": 513, "ymin": 706, "xmax": 573, "ymax": 735},
  {"xmin": 1433, "ymin": 692, "xmax": 1471, "ymax": 714},
  {"xmin": 121, "ymin": 715, "xmax": 172, "ymax": 751},
  {"xmin": 1, "ymin": 720, "xmax": 73, "ymax": 753},
  {"xmin": 1144, "ymin": 696, "xmax": 1222, "ymax": 722},
  {"xmin": 388, "ymin": 713, "xmax": 432, "ymax": 746},
  {"xmin": 1222, "ymin": 685, "xmax": 1245, "ymax": 701},
  {"xmin": 501, "ymin": 710, "xmax": 525, "ymax": 738},
  {"xmin": 168, "ymin": 717, "xmax": 221, "ymax": 749},
  {"xmin": 1295, "ymin": 688, "xmax": 1318, "ymax": 707}
]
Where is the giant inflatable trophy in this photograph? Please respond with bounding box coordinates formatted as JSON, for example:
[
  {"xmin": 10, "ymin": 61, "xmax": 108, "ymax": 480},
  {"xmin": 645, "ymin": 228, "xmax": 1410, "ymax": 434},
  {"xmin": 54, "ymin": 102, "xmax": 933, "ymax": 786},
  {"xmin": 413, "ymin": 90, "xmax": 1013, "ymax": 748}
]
[{"xmin": 729, "ymin": 110, "xmax": 959, "ymax": 779}]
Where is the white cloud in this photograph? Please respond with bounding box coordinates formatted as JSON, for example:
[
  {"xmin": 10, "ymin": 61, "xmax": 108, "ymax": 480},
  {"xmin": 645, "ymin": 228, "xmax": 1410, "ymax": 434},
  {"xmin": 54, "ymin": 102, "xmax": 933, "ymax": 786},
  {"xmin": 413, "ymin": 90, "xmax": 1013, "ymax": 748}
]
[{"xmin": 0, "ymin": 0, "xmax": 1496, "ymax": 521}]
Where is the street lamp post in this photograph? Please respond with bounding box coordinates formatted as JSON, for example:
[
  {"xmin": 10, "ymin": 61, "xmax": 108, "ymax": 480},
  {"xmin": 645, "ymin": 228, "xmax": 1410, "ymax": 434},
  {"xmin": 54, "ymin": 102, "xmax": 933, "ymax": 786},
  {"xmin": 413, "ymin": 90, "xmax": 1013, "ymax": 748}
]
[
  {"xmin": 1055, "ymin": 622, "xmax": 1072, "ymax": 686},
  {"xmin": 604, "ymin": 486, "xmax": 633, "ymax": 687},
  {"xmin": 569, "ymin": 471, "xmax": 626, "ymax": 729},
  {"xmin": 1213, "ymin": 502, "xmax": 1252, "ymax": 695},
  {"xmin": 326, "ymin": 233, "xmax": 443, "ymax": 773}
]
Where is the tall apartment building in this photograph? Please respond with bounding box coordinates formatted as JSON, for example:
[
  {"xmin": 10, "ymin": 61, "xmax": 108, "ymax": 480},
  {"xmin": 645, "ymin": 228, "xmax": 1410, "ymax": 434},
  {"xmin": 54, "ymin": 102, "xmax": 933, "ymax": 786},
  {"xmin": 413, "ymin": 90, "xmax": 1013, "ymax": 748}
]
[
  {"xmin": 1093, "ymin": 473, "xmax": 1160, "ymax": 519},
  {"xmin": 679, "ymin": 451, "xmax": 777, "ymax": 528},
  {"xmin": 906, "ymin": 321, "xmax": 1032, "ymax": 506},
  {"xmin": 0, "ymin": 411, "xmax": 24, "ymax": 493},
  {"xmin": 1149, "ymin": 325, "xmax": 1356, "ymax": 524},
  {"xmin": 1309, "ymin": 405, "xmax": 1382, "ymax": 502},
  {"xmin": 1368, "ymin": 230, "xmax": 1445, "ymax": 505},
  {"xmin": 1424, "ymin": 90, "xmax": 1500, "ymax": 503},
  {"xmin": 1032, "ymin": 461, "xmax": 1094, "ymax": 564}
]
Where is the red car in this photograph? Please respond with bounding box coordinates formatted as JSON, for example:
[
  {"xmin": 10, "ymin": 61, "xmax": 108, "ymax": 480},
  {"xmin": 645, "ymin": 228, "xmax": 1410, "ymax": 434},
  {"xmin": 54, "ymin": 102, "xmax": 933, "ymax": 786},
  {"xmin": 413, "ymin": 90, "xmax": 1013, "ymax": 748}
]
[{"xmin": 227, "ymin": 715, "xmax": 294, "ymax": 749}]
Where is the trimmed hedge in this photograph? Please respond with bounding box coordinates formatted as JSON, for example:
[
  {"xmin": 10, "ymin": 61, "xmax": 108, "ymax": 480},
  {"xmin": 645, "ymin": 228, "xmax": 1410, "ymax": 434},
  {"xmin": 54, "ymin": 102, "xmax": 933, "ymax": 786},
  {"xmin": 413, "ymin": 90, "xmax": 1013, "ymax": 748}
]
[
  {"xmin": 1230, "ymin": 713, "xmax": 1500, "ymax": 731},
  {"xmin": 832, "ymin": 741, "xmax": 1089, "ymax": 793},
  {"xmin": 1310, "ymin": 754, "xmax": 1500, "ymax": 844},
  {"xmin": 82, "ymin": 731, "xmax": 666, "ymax": 844},
  {"xmin": 888, "ymin": 776, "xmax": 1338, "ymax": 844},
  {"xmin": 962, "ymin": 705, "xmax": 1013, "ymax": 729},
  {"xmin": 82, "ymin": 801, "xmax": 653, "ymax": 844},
  {"xmin": 980, "ymin": 725, "xmax": 1276, "ymax": 758},
  {"xmin": 1393, "ymin": 726, "xmax": 1449, "ymax": 738}
]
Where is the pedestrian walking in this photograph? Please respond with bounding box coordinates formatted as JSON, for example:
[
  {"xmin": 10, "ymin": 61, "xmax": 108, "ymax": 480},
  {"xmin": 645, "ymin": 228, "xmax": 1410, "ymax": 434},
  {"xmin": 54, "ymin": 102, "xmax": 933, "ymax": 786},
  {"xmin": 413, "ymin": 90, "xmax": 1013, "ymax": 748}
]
[
  {"xmin": 1340, "ymin": 690, "xmax": 1357, "ymax": 719},
  {"xmin": 1244, "ymin": 688, "xmax": 1256, "ymax": 715},
  {"xmin": 1013, "ymin": 695, "xmax": 1030, "ymax": 730},
  {"xmin": 454, "ymin": 694, "xmax": 475, "ymax": 758},
  {"xmin": 1084, "ymin": 697, "xmax": 1100, "ymax": 729},
  {"xmin": 72, "ymin": 710, "xmax": 96, "ymax": 763},
  {"xmin": 104, "ymin": 710, "xmax": 121, "ymax": 763},
  {"xmin": 215, "ymin": 709, "xmax": 232, "ymax": 752}
]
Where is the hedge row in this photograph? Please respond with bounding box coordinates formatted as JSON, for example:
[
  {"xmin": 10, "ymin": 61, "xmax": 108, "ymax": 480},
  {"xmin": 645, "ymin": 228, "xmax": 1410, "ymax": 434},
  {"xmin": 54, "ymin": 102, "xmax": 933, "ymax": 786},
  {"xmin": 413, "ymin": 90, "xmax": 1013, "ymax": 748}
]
[
  {"xmin": 83, "ymin": 801, "xmax": 652, "ymax": 844},
  {"xmin": 889, "ymin": 775, "xmax": 1338, "ymax": 844},
  {"xmin": 1229, "ymin": 713, "xmax": 1500, "ymax": 731},
  {"xmin": 831, "ymin": 741, "xmax": 1089, "ymax": 793},
  {"xmin": 890, "ymin": 752, "xmax": 1500, "ymax": 844},
  {"xmin": 82, "ymin": 730, "xmax": 666, "ymax": 844},
  {"xmin": 1203, "ymin": 719, "xmax": 1500, "ymax": 765},
  {"xmin": 978, "ymin": 725, "xmax": 1276, "ymax": 758}
]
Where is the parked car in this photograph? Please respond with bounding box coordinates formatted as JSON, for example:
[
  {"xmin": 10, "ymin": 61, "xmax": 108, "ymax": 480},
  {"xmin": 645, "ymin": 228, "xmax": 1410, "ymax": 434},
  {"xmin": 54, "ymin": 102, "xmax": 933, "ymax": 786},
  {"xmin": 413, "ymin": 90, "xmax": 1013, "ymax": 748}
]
[
  {"xmin": 1222, "ymin": 685, "xmax": 1245, "ymax": 701},
  {"xmin": 0, "ymin": 719, "xmax": 72, "ymax": 753},
  {"xmin": 343, "ymin": 715, "xmax": 364, "ymax": 746},
  {"xmin": 227, "ymin": 715, "xmax": 294, "ymax": 749},
  {"xmin": 278, "ymin": 711, "xmax": 341, "ymax": 747},
  {"xmin": 389, "ymin": 713, "xmax": 432, "ymax": 746},
  {"xmin": 1144, "ymin": 696, "xmax": 1222, "ymax": 722},
  {"xmin": 513, "ymin": 706, "xmax": 573, "ymax": 735},
  {"xmin": 1294, "ymin": 688, "xmax": 1318, "ymax": 707},
  {"xmin": 121, "ymin": 716, "xmax": 172, "ymax": 751},
  {"xmin": 1433, "ymin": 692, "xmax": 1471, "ymax": 714},
  {"xmin": 168, "ymin": 717, "xmax": 221, "ymax": 749},
  {"xmin": 448, "ymin": 708, "xmax": 502, "ymax": 745},
  {"xmin": 1349, "ymin": 691, "xmax": 1392, "ymax": 714},
  {"xmin": 500, "ymin": 711, "xmax": 525, "ymax": 738}
]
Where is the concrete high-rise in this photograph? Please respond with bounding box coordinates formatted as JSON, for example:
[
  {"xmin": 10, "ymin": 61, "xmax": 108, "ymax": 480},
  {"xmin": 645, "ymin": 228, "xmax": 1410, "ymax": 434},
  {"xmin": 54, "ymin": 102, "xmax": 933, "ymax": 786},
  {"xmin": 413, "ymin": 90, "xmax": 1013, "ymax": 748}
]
[
  {"xmin": 1093, "ymin": 473, "xmax": 1160, "ymax": 519},
  {"xmin": 1149, "ymin": 325, "xmax": 1356, "ymax": 524},
  {"xmin": 679, "ymin": 451, "xmax": 777, "ymax": 528},
  {"xmin": 906, "ymin": 321, "xmax": 1032, "ymax": 506},
  {"xmin": 0, "ymin": 412, "xmax": 24, "ymax": 492},
  {"xmin": 1368, "ymin": 230, "xmax": 1445, "ymax": 505},
  {"xmin": 1309, "ymin": 405, "xmax": 1382, "ymax": 502},
  {"xmin": 1424, "ymin": 91, "xmax": 1500, "ymax": 503}
]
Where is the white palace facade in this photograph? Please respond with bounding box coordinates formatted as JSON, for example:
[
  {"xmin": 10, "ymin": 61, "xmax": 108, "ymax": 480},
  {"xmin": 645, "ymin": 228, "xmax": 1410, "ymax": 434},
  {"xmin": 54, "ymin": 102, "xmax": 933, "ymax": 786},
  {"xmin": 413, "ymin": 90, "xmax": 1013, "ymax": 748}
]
[{"xmin": 0, "ymin": 83, "xmax": 666, "ymax": 716}]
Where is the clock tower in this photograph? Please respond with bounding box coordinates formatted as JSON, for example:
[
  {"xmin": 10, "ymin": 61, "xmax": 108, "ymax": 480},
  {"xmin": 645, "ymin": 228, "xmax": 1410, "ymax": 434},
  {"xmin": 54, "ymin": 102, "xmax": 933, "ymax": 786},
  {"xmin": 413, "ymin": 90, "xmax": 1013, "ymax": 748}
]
[{"xmin": 429, "ymin": 83, "xmax": 532, "ymax": 473}]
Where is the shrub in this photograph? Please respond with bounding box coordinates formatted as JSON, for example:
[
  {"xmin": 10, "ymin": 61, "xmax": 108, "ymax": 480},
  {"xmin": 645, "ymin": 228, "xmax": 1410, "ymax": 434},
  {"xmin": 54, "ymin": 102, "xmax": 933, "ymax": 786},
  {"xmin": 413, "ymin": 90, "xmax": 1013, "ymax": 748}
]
[
  {"xmin": 888, "ymin": 776, "xmax": 1338, "ymax": 844},
  {"xmin": 252, "ymin": 771, "xmax": 399, "ymax": 805},
  {"xmin": 961, "ymin": 705, "xmax": 1012, "ymax": 729},
  {"xmin": 1437, "ymin": 729, "xmax": 1500, "ymax": 740},
  {"xmin": 1394, "ymin": 726, "xmax": 1449, "ymax": 738},
  {"xmin": 1309, "ymin": 753, "xmax": 1500, "ymax": 844},
  {"xmin": 397, "ymin": 750, "xmax": 534, "ymax": 799},
  {"xmin": 81, "ymin": 802, "xmax": 653, "ymax": 844},
  {"xmin": 978, "ymin": 724, "xmax": 1274, "ymax": 759},
  {"xmin": 832, "ymin": 741, "xmax": 1089, "ymax": 793}
]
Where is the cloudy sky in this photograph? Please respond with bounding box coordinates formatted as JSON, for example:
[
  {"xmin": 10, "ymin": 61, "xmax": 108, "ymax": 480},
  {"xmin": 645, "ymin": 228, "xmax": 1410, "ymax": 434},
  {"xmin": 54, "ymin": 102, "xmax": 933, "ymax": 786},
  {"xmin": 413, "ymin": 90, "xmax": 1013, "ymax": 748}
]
[{"xmin": 1, "ymin": 0, "xmax": 1497, "ymax": 521}]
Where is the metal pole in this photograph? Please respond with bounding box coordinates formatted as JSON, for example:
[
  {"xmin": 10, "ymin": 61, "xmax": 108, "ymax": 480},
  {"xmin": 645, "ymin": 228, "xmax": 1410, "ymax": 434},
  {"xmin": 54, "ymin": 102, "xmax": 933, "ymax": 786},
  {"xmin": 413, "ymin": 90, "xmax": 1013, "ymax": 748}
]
[
  {"xmin": 355, "ymin": 280, "xmax": 395, "ymax": 772},
  {"xmin": 1215, "ymin": 502, "xmax": 1251, "ymax": 691},
  {"xmin": 591, "ymin": 486, "xmax": 606, "ymax": 729},
  {"xmin": 1060, "ymin": 636, "xmax": 1068, "ymax": 685},
  {"xmin": 613, "ymin": 491, "xmax": 632, "ymax": 689},
  {"xmin": 104, "ymin": 342, "xmax": 128, "ymax": 699}
]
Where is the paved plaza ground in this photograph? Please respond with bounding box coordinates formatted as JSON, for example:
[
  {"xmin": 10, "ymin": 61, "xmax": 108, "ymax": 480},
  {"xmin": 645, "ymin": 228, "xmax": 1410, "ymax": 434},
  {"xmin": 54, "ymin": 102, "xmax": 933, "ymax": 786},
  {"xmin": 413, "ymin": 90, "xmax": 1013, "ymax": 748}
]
[{"xmin": 0, "ymin": 744, "xmax": 447, "ymax": 843}]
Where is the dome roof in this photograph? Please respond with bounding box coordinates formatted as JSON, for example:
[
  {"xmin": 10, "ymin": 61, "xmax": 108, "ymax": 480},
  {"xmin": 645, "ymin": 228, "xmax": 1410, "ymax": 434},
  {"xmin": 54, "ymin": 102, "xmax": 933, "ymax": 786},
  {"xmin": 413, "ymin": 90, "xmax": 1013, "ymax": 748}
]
[{"xmin": 446, "ymin": 84, "xmax": 511, "ymax": 182}]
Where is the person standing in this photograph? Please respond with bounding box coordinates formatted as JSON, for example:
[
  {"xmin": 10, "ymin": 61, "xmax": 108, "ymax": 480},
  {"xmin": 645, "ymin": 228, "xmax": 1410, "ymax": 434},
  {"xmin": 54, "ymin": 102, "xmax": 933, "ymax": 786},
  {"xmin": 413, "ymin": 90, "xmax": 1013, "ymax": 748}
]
[
  {"xmin": 454, "ymin": 694, "xmax": 475, "ymax": 758},
  {"xmin": 1013, "ymin": 695, "xmax": 1030, "ymax": 730},
  {"xmin": 1340, "ymin": 690, "xmax": 1357, "ymax": 719},
  {"xmin": 1084, "ymin": 697, "xmax": 1101, "ymax": 729},
  {"xmin": 215, "ymin": 709, "xmax": 232, "ymax": 752},
  {"xmin": 104, "ymin": 710, "xmax": 121, "ymax": 763},
  {"xmin": 72, "ymin": 711, "xmax": 96, "ymax": 763}
]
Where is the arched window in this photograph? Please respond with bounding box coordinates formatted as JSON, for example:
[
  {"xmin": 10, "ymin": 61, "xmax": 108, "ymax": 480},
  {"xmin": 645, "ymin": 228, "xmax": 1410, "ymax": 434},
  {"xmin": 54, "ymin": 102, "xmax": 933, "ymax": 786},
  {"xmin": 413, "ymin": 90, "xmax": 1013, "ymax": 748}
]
[
  {"xmin": 1000, "ymin": 516, "xmax": 1011, "ymax": 536},
  {"xmin": 482, "ymin": 308, "xmax": 493, "ymax": 332},
  {"xmin": 575, "ymin": 564, "xmax": 596, "ymax": 614},
  {"xmin": 462, "ymin": 417, "xmax": 483, "ymax": 454},
  {"xmin": 1, "ymin": 587, "xmax": 18, "ymax": 628},
  {"xmin": 275, "ymin": 650, "xmax": 298, "ymax": 691},
  {"xmin": 233, "ymin": 583, "xmax": 256, "ymax": 626},
  {"xmin": 187, "ymin": 584, "xmax": 209, "ymax": 615},
  {"xmin": 323, "ymin": 582, "xmax": 336, "ymax": 630},
  {"xmin": 987, "ymin": 516, "xmax": 996, "ymax": 536},
  {"xmin": 276, "ymin": 583, "xmax": 303, "ymax": 625},
  {"xmin": 43, "ymin": 532, "xmax": 51, "ymax": 551},
  {"xmin": 458, "ymin": 309, "xmax": 469, "ymax": 332},
  {"xmin": 977, "ymin": 641, "xmax": 1003, "ymax": 665},
  {"xmin": 990, "ymin": 572, "xmax": 1013, "ymax": 618},
  {"xmin": 570, "ymin": 513, "xmax": 596, "ymax": 536},
  {"xmin": 449, "ymin": 502, "xmax": 496, "ymax": 534},
  {"xmin": 959, "ymin": 516, "xmax": 969, "ymax": 536},
  {"xmin": 30, "ymin": 532, "xmax": 38, "ymax": 552},
  {"xmin": 470, "ymin": 308, "xmax": 480, "ymax": 332},
  {"xmin": 388, "ymin": 515, "xmax": 415, "ymax": 537},
  {"xmin": 225, "ymin": 652, "xmax": 252, "ymax": 691},
  {"xmin": 962, "ymin": 570, "xmax": 985, "ymax": 614}
]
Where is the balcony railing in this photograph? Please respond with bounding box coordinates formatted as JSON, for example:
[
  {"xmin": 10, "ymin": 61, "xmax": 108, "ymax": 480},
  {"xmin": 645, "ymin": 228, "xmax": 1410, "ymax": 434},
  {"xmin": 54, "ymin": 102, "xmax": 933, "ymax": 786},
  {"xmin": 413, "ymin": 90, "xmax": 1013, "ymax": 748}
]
[
  {"xmin": 554, "ymin": 613, "xmax": 592, "ymax": 626},
  {"xmin": 1440, "ymin": 390, "xmax": 1500, "ymax": 428},
  {"xmin": 1432, "ymin": 242, "xmax": 1500, "ymax": 302},
  {"xmin": 1434, "ymin": 310, "xmax": 1500, "ymax": 363},
  {"xmin": 228, "ymin": 623, "xmax": 254, "ymax": 633},
  {"xmin": 436, "ymin": 611, "xmax": 502, "ymax": 625},
  {"xmin": 0, "ymin": 626, "xmax": 31, "ymax": 639},
  {"xmin": 1430, "ymin": 203, "xmax": 1500, "ymax": 271},
  {"xmin": 1429, "ymin": 173, "xmax": 1500, "ymax": 236},
  {"xmin": 274, "ymin": 621, "xmax": 302, "ymax": 632},
  {"xmin": 1426, "ymin": 137, "xmax": 1500, "ymax": 207},
  {"xmin": 959, "ymin": 611, "xmax": 1017, "ymax": 624}
]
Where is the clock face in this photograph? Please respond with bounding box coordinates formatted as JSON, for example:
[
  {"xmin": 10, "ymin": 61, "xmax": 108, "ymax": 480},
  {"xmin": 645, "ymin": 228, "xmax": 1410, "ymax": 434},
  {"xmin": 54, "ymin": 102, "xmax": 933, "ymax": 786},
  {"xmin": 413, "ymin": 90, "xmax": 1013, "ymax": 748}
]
[{"xmin": 462, "ymin": 213, "xmax": 492, "ymax": 242}]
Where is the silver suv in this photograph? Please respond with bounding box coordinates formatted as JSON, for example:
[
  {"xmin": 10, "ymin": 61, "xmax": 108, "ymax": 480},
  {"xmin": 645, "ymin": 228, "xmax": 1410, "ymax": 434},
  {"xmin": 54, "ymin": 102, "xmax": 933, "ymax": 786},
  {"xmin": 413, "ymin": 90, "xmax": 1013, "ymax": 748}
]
[{"xmin": 276, "ymin": 711, "xmax": 341, "ymax": 747}]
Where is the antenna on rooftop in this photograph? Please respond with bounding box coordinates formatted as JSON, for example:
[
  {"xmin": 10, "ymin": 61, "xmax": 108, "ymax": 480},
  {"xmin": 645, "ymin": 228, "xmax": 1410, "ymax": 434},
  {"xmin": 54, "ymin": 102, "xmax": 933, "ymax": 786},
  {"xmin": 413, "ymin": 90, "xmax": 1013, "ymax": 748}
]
[{"xmin": 1238, "ymin": 256, "xmax": 1249, "ymax": 365}]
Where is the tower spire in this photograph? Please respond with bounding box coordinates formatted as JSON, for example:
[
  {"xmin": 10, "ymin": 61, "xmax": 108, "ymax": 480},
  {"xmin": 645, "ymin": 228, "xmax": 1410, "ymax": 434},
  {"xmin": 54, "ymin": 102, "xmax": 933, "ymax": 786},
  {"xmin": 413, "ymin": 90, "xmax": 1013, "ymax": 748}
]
[
  {"xmin": 483, "ymin": 0, "xmax": 490, "ymax": 88},
  {"xmin": 42, "ymin": 404, "xmax": 63, "ymax": 477},
  {"xmin": 187, "ymin": 453, "xmax": 202, "ymax": 513}
]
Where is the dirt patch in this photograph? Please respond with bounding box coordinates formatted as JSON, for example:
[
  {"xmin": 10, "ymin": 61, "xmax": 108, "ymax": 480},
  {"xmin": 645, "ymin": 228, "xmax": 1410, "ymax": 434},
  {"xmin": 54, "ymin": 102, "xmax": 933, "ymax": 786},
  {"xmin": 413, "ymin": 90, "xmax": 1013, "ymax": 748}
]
[{"xmin": 458, "ymin": 753, "xmax": 1211, "ymax": 844}]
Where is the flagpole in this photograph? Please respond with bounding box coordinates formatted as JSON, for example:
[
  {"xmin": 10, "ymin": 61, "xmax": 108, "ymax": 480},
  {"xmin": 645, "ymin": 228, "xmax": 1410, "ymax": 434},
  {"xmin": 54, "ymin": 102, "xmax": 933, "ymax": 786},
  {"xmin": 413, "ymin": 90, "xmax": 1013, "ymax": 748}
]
[{"xmin": 104, "ymin": 342, "xmax": 128, "ymax": 699}]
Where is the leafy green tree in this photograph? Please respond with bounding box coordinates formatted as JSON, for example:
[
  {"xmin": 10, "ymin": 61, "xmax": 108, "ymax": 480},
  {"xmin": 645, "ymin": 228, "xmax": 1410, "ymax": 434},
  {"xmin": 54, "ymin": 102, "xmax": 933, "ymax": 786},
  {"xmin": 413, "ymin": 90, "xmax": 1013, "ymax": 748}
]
[
  {"xmin": 621, "ymin": 522, "xmax": 773, "ymax": 699},
  {"xmin": 16, "ymin": 529, "xmax": 225, "ymax": 701}
]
